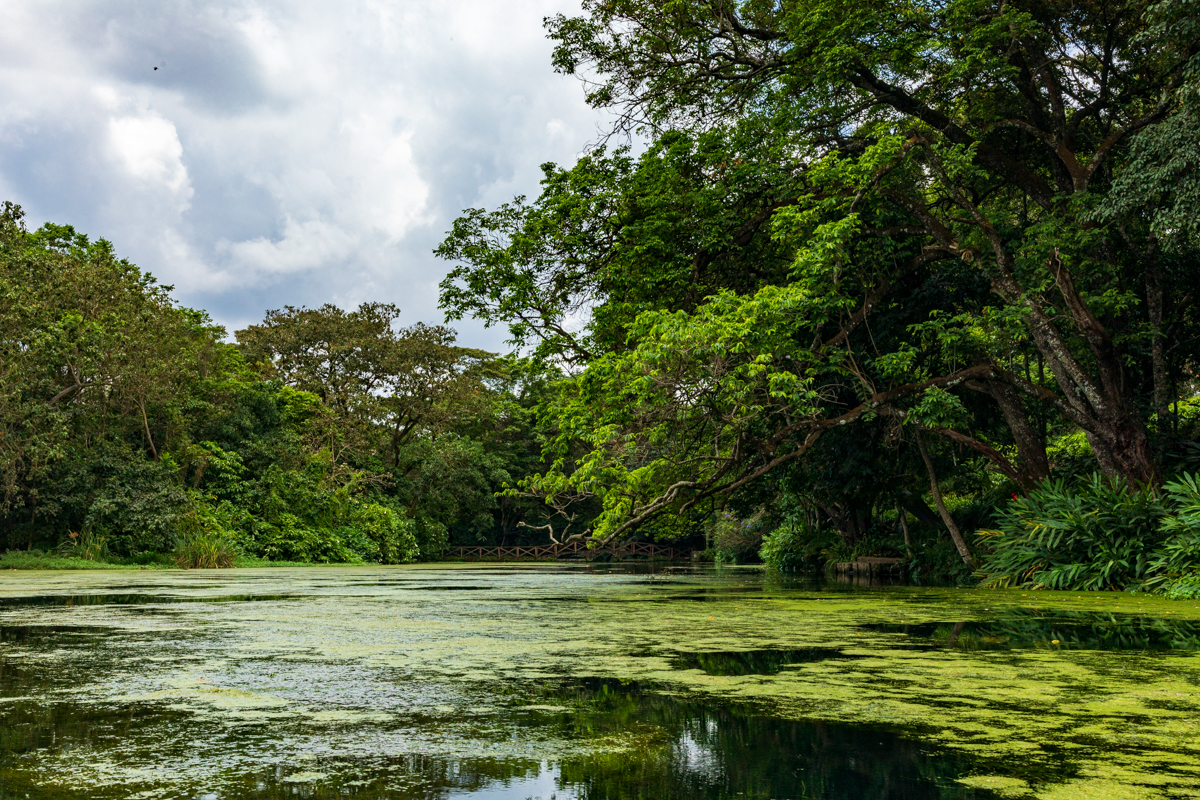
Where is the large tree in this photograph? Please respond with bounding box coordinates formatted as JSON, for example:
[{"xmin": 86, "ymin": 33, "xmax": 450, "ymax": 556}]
[{"xmin": 439, "ymin": 0, "xmax": 1200, "ymax": 544}]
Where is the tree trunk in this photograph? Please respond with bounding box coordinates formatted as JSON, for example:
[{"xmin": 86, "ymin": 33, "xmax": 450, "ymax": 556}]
[
  {"xmin": 915, "ymin": 432, "xmax": 975, "ymax": 568},
  {"xmin": 1146, "ymin": 239, "xmax": 1170, "ymax": 446},
  {"xmin": 896, "ymin": 503, "xmax": 913, "ymax": 558},
  {"xmin": 986, "ymin": 379, "xmax": 1049, "ymax": 489},
  {"xmin": 138, "ymin": 399, "xmax": 159, "ymax": 461},
  {"xmin": 821, "ymin": 501, "xmax": 871, "ymax": 545}
]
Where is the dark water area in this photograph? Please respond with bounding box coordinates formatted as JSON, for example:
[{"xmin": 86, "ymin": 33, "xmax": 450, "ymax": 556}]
[
  {"xmin": 1, "ymin": 565, "xmax": 1198, "ymax": 799},
  {"xmin": 861, "ymin": 610, "xmax": 1200, "ymax": 651},
  {"xmin": 0, "ymin": 672, "xmax": 1009, "ymax": 800},
  {"xmin": 668, "ymin": 647, "xmax": 861, "ymax": 675}
]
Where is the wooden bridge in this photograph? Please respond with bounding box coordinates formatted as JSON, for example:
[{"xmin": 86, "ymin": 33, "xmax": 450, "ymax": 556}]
[{"xmin": 454, "ymin": 540, "xmax": 685, "ymax": 561}]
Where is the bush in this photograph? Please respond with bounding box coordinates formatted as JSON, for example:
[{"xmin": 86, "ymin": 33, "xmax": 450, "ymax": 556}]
[
  {"xmin": 1144, "ymin": 474, "xmax": 1200, "ymax": 592},
  {"xmin": 354, "ymin": 503, "xmax": 419, "ymax": 564},
  {"xmin": 707, "ymin": 508, "xmax": 770, "ymax": 563},
  {"xmin": 174, "ymin": 499, "xmax": 239, "ymax": 568},
  {"xmin": 759, "ymin": 516, "xmax": 838, "ymax": 572},
  {"xmin": 256, "ymin": 513, "xmax": 362, "ymax": 563},
  {"xmin": 413, "ymin": 516, "xmax": 448, "ymax": 561},
  {"xmin": 1161, "ymin": 574, "xmax": 1200, "ymax": 600},
  {"xmin": 977, "ymin": 475, "xmax": 1167, "ymax": 590}
]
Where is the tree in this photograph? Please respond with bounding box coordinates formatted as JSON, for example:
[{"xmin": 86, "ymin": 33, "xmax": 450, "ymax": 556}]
[
  {"xmin": 0, "ymin": 203, "xmax": 232, "ymax": 552},
  {"xmin": 437, "ymin": 0, "xmax": 1200, "ymax": 546},
  {"xmin": 541, "ymin": 0, "xmax": 1200, "ymax": 486}
]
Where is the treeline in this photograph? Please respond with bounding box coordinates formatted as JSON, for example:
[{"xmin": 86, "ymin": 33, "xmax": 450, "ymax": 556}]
[
  {"xmin": 7, "ymin": 0, "xmax": 1200, "ymax": 592},
  {"xmin": 433, "ymin": 0, "xmax": 1200, "ymax": 593},
  {"xmin": 0, "ymin": 203, "xmax": 562, "ymax": 565}
]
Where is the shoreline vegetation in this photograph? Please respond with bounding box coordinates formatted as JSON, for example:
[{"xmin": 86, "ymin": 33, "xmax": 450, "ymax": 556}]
[{"xmin": 4, "ymin": 0, "xmax": 1200, "ymax": 596}]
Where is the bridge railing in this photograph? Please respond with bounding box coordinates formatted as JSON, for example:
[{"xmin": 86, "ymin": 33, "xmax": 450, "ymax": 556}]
[{"xmin": 454, "ymin": 541, "xmax": 682, "ymax": 561}]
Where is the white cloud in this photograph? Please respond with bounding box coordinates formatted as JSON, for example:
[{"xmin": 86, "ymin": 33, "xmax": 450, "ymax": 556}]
[
  {"xmin": 107, "ymin": 113, "xmax": 192, "ymax": 200},
  {"xmin": 0, "ymin": 0, "xmax": 607, "ymax": 349}
]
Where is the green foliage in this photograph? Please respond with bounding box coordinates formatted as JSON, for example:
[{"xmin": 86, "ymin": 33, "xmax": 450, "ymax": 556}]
[
  {"xmin": 431, "ymin": 0, "xmax": 1200, "ymax": 562},
  {"xmin": 256, "ymin": 513, "xmax": 363, "ymax": 564},
  {"xmin": 759, "ymin": 518, "xmax": 830, "ymax": 572},
  {"xmin": 1, "ymin": 205, "xmax": 550, "ymax": 565},
  {"xmin": 1143, "ymin": 474, "xmax": 1200, "ymax": 591},
  {"xmin": 978, "ymin": 477, "xmax": 1168, "ymax": 590},
  {"xmin": 705, "ymin": 508, "xmax": 769, "ymax": 563},
  {"xmin": 56, "ymin": 528, "xmax": 108, "ymax": 562},
  {"xmin": 353, "ymin": 503, "xmax": 419, "ymax": 565},
  {"xmin": 1161, "ymin": 574, "xmax": 1200, "ymax": 600},
  {"xmin": 173, "ymin": 494, "xmax": 239, "ymax": 568},
  {"xmin": 175, "ymin": 529, "xmax": 238, "ymax": 569}
]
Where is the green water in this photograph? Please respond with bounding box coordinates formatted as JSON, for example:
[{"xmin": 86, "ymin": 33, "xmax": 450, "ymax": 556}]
[{"xmin": 1, "ymin": 565, "xmax": 1198, "ymax": 799}]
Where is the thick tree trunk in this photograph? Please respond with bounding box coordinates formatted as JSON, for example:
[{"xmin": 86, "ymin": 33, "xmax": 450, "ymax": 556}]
[
  {"xmin": 975, "ymin": 224, "xmax": 1160, "ymax": 488},
  {"xmin": 820, "ymin": 501, "xmax": 871, "ymax": 545},
  {"xmin": 986, "ymin": 379, "xmax": 1049, "ymax": 488},
  {"xmin": 916, "ymin": 433, "xmax": 975, "ymax": 568},
  {"xmin": 1146, "ymin": 240, "xmax": 1170, "ymax": 444}
]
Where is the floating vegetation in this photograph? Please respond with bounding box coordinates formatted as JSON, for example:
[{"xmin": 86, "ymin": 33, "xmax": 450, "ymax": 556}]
[{"xmin": 1, "ymin": 565, "xmax": 1199, "ymax": 798}]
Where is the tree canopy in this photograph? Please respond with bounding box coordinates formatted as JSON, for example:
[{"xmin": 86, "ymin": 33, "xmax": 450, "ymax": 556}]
[{"xmin": 438, "ymin": 0, "xmax": 1200, "ymax": 554}]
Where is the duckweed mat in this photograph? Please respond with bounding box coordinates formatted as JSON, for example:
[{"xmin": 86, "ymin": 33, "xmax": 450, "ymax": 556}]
[{"xmin": 1, "ymin": 564, "xmax": 1198, "ymax": 798}]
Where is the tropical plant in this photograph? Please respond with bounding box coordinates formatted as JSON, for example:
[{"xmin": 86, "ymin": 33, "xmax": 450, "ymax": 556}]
[
  {"xmin": 977, "ymin": 476, "xmax": 1167, "ymax": 590},
  {"xmin": 56, "ymin": 528, "xmax": 108, "ymax": 562},
  {"xmin": 1143, "ymin": 474, "xmax": 1200, "ymax": 591}
]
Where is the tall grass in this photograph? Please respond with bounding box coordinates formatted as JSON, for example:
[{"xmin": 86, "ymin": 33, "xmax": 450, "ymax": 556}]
[
  {"xmin": 174, "ymin": 528, "xmax": 238, "ymax": 568},
  {"xmin": 174, "ymin": 503, "xmax": 239, "ymax": 568}
]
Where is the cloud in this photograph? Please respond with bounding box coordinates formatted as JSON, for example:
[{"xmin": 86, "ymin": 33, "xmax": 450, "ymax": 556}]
[
  {"xmin": 106, "ymin": 112, "xmax": 192, "ymax": 199},
  {"xmin": 0, "ymin": 0, "xmax": 606, "ymax": 348}
]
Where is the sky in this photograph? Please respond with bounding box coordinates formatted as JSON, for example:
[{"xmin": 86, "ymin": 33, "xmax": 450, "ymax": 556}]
[{"xmin": 0, "ymin": 0, "xmax": 609, "ymax": 351}]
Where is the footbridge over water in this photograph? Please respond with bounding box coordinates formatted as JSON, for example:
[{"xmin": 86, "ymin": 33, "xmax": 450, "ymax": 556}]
[{"xmin": 454, "ymin": 541, "xmax": 686, "ymax": 561}]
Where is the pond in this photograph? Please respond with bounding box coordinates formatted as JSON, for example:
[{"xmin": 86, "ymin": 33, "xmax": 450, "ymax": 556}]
[{"xmin": 1, "ymin": 564, "xmax": 1198, "ymax": 799}]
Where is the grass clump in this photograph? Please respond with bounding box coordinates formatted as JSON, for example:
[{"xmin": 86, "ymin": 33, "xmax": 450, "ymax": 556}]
[{"xmin": 173, "ymin": 501, "xmax": 239, "ymax": 568}]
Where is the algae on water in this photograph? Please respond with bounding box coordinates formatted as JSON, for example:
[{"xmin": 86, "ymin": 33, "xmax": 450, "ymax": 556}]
[{"xmin": 1, "ymin": 565, "xmax": 1199, "ymax": 799}]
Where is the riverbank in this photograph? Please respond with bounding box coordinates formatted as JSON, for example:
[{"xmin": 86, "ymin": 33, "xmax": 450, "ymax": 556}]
[{"xmin": 0, "ymin": 549, "xmax": 382, "ymax": 571}]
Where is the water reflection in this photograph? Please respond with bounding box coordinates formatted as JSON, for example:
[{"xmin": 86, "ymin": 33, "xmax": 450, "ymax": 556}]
[
  {"xmin": 0, "ymin": 675, "xmax": 1010, "ymax": 799},
  {"xmin": 863, "ymin": 610, "xmax": 1200, "ymax": 651},
  {"xmin": 3, "ymin": 566, "xmax": 1193, "ymax": 799},
  {"xmin": 669, "ymin": 648, "xmax": 860, "ymax": 676}
]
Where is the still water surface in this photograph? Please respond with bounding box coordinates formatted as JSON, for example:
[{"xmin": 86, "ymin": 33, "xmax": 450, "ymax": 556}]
[{"xmin": 1, "ymin": 564, "xmax": 1199, "ymax": 799}]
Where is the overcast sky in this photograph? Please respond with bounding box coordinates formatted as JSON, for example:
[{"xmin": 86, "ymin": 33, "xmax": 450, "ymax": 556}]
[{"xmin": 0, "ymin": 0, "xmax": 608, "ymax": 350}]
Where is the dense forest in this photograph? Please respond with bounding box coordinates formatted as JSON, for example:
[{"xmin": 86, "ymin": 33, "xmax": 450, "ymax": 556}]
[
  {"xmin": 3, "ymin": 0, "xmax": 1200, "ymax": 595},
  {"xmin": 0, "ymin": 203, "xmax": 563, "ymax": 566}
]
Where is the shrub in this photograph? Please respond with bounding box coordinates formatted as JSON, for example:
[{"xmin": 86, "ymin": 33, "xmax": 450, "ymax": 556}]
[
  {"xmin": 413, "ymin": 516, "xmax": 448, "ymax": 561},
  {"xmin": 256, "ymin": 513, "xmax": 362, "ymax": 563},
  {"xmin": 977, "ymin": 475, "xmax": 1167, "ymax": 590},
  {"xmin": 1144, "ymin": 474, "xmax": 1200, "ymax": 592},
  {"xmin": 354, "ymin": 503, "xmax": 419, "ymax": 564},
  {"xmin": 174, "ymin": 500, "xmax": 239, "ymax": 568},
  {"xmin": 1161, "ymin": 574, "xmax": 1200, "ymax": 600},
  {"xmin": 707, "ymin": 508, "xmax": 769, "ymax": 563},
  {"xmin": 759, "ymin": 516, "xmax": 837, "ymax": 572}
]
